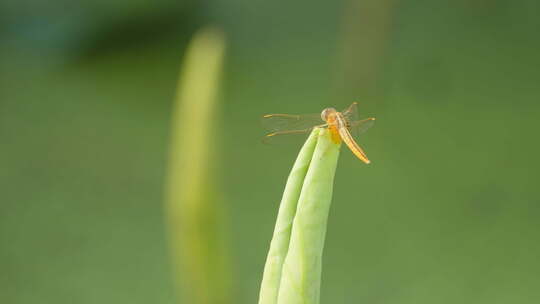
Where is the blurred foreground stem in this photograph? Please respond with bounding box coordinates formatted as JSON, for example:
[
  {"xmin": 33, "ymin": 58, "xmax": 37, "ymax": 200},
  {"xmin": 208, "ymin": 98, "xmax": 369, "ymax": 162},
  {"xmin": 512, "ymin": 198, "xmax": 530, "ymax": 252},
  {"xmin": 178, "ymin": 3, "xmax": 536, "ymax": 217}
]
[
  {"xmin": 259, "ymin": 128, "xmax": 341, "ymax": 304},
  {"xmin": 165, "ymin": 28, "xmax": 231, "ymax": 304}
]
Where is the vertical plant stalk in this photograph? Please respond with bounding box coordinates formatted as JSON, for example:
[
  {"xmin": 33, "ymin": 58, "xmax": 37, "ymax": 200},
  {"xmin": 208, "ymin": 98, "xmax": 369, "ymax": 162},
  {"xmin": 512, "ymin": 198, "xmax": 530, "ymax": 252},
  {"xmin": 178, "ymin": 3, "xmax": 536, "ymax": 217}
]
[
  {"xmin": 165, "ymin": 28, "xmax": 231, "ymax": 304},
  {"xmin": 259, "ymin": 129, "xmax": 320, "ymax": 304},
  {"xmin": 259, "ymin": 128, "xmax": 341, "ymax": 304}
]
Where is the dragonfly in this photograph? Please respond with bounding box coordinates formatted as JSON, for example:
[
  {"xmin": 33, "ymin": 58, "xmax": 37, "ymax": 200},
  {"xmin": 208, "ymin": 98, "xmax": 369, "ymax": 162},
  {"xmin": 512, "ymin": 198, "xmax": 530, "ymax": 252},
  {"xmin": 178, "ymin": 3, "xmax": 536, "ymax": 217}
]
[{"xmin": 262, "ymin": 102, "xmax": 375, "ymax": 164}]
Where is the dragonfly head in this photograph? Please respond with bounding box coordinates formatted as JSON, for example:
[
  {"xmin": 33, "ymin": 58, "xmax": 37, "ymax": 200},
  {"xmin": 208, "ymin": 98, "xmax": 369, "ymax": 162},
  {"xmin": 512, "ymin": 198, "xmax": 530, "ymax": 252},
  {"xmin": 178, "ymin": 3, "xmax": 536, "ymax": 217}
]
[{"xmin": 321, "ymin": 107, "xmax": 337, "ymax": 122}]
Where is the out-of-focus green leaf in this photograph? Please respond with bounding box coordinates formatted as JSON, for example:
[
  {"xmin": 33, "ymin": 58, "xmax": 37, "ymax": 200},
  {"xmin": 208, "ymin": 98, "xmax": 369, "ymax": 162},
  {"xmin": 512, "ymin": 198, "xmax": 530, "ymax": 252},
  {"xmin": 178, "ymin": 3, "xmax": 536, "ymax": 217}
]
[{"xmin": 165, "ymin": 27, "xmax": 231, "ymax": 304}]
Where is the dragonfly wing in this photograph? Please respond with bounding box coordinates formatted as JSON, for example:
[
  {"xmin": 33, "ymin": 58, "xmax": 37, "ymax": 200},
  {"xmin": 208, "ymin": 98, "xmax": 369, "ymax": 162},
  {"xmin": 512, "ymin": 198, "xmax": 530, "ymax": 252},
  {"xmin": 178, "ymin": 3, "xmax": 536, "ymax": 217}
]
[
  {"xmin": 261, "ymin": 113, "xmax": 325, "ymax": 144},
  {"xmin": 349, "ymin": 118, "xmax": 376, "ymax": 135},
  {"xmin": 342, "ymin": 102, "xmax": 359, "ymax": 121},
  {"xmin": 342, "ymin": 102, "xmax": 375, "ymax": 137},
  {"xmin": 261, "ymin": 113, "xmax": 324, "ymax": 133},
  {"xmin": 262, "ymin": 128, "xmax": 313, "ymax": 144}
]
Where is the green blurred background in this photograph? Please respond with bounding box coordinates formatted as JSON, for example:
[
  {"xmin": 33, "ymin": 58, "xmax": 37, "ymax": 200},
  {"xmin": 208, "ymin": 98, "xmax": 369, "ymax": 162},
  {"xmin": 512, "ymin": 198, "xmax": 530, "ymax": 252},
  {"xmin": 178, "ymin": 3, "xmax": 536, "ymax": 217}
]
[{"xmin": 1, "ymin": 0, "xmax": 540, "ymax": 303}]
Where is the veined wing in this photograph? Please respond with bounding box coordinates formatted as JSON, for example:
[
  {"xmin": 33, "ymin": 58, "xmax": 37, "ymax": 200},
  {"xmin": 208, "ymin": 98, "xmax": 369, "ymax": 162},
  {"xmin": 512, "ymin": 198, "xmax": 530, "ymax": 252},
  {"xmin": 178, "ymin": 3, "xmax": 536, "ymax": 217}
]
[
  {"xmin": 342, "ymin": 102, "xmax": 375, "ymax": 136},
  {"xmin": 349, "ymin": 117, "xmax": 376, "ymax": 134},
  {"xmin": 261, "ymin": 113, "xmax": 325, "ymax": 133},
  {"xmin": 261, "ymin": 113, "xmax": 325, "ymax": 144},
  {"xmin": 342, "ymin": 102, "xmax": 359, "ymax": 121}
]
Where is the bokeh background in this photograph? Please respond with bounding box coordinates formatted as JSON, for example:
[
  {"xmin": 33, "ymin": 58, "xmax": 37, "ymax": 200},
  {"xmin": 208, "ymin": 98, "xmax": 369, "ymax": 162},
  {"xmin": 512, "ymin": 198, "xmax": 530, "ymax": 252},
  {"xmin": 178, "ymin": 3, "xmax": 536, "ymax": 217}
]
[{"xmin": 2, "ymin": 0, "xmax": 540, "ymax": 303}]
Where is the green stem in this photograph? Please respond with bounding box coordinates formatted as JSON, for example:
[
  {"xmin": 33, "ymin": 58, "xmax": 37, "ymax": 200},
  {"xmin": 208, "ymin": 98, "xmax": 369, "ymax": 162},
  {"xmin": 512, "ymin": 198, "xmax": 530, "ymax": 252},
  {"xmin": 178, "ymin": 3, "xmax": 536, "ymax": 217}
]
[
  {"xmin": 259, "ymin": 129, "xmax": 320, "ymax": 304},
  {"xmin": 259, "ymin": 128, "xmax": 341, "ymax": 304}
]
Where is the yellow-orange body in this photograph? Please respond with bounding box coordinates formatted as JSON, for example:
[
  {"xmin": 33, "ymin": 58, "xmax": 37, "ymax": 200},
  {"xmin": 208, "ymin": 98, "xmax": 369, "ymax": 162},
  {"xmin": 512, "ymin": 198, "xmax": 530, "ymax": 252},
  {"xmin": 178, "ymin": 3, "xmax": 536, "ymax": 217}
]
[{"xmin": 321, "ymin": 108, "xmax": 371, "ymax": 164}]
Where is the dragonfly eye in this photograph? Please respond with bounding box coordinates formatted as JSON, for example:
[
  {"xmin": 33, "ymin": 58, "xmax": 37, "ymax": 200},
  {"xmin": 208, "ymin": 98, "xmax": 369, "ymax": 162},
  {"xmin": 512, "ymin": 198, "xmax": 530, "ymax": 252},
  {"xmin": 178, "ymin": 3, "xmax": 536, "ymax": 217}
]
[{"xmin": 321, "ymin": 107, "xmax": 337, "ymax": 121}]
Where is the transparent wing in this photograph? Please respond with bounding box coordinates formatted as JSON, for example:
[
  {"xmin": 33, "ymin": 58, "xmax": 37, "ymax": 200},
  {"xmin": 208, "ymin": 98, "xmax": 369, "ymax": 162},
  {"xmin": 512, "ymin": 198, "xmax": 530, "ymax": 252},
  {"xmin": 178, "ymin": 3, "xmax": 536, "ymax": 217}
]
[
  {"xmin": 342, "ymin": 102, "xmax": 375, "ymax": 136},
  {"xmin": 342, "ymin": 102, "xmax": 359, "ymax": 122},
  {"xmin": 262, "ymin": 128, "xmax": 314, "ymax": 144},
  {"xmin": 261, "ymin": 113, "xmax": 324, "ymax": 132},
  {"xmin": 261, "ymin": 113, "xmax": 326, "ymax": 144},
  {"xmin": 349, "ymin": 118, "xmax": 376, "ymax": 135}
]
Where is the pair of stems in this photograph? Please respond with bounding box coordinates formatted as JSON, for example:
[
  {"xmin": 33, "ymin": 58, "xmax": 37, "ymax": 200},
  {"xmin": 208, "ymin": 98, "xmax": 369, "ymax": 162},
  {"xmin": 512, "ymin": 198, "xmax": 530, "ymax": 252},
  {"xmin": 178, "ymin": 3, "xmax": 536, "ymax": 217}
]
[{"xmin": 259, "ymin": 128, "xmax": 341, "ymax": 304}]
